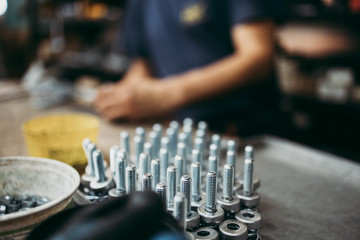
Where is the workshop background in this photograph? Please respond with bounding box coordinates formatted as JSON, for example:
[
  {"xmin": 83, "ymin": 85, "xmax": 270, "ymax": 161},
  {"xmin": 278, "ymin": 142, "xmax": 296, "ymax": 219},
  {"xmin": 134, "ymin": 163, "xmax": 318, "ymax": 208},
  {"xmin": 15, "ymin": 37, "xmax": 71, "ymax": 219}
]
[{"xmin": 1, "ymin": 0, "xmax": 360, "ymax": 161}]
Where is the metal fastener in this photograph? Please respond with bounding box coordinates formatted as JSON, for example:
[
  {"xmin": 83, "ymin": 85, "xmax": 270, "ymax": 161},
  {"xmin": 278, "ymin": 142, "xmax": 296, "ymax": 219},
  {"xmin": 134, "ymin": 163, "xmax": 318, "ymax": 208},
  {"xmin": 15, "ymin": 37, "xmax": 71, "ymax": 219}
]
[
  {"xmin": 160, "ymin": 148, "xmax": 169, "ymax": 183},
  {"xmin": 166, "ymin": 166, "xmax": 177, "ymax": 211},
  {"xmin": 144, "ymin": 142, "xmax": 153, "ymax": 162},
  {"xmin": 120, "ymin": 131, "xmax": 131, "ymax": 158},
  {"xmin": 90, "ymin": 149, "xmax": 113, "ymax": 192},
  {"xmin": 174, "ymin": 155, "xmax": 185, "ymax": 192},
  {"xmin": 155, "ymin": 182, "xmax": 167, "ymax": 210},
  {"xmin": 181, "ymin": 175, "xmax": 200, "ymax": 230},
  {"xmin": 173, "ymin": 193, "xmax": 187, "ymax": 231},
  {"xmin": 191, "ymin": 162, "xmax": 205, "ymax": 211},
  {"xmin": 151, "ymin": 159, "xmax": 160, "ymax": 189},
  {"xmin": 225, "ymin": 151, "xmax": 240, "ymax": 191},
  {"xmin": 217, "ymin": 164, "xmax": 240, "ymax": 214},
  {"xmin": 219, "ymin": 219, "xmax": 248, "ymax": 240},
  {"xmin": 198, "ymin": 171, "xmax": 224, "ymax": 227},
  {"xmin": 109, "ymin": 145, "xmax": 120, "ymax": 177},
  {"xmin": 142, "ymin": 173, "xmax": 153, "ymax": 191},
  {"xmin": 109, "ymin": 156, "xmax": 126, "ymax": 198},
  {"xmin": 126, "ymin": 165, "xmax": 136, "ymax": 194},
  {"xmin": 235, "ymin": 209, "xmax": 261, "ymax": 239},
  {"xmin": 192, "ymin": 227, "xmax": 219, "ymax": 240},
  {"xmin": 138, "ymin": 153, "xmax": 150, "ymax": 190},
  {"xmin": 134, "ymin": 135, "xmax": 143, "ymax": 169},
  {"xmin": 149, "ymin": 131, "xmax": 160, "ymax": 158}
]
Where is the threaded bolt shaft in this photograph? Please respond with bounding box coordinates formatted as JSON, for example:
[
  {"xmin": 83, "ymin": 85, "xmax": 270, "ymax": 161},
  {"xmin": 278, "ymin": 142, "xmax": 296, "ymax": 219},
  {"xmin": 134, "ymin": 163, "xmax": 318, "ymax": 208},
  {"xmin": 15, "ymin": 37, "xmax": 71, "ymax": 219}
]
[
  {"xmin": 115, "ymin": 156, "xmax": 126, "ymax": 193},
  {"xmin": 191, "ymin": 162, "xmax": 201, "ymax": 202},
  {"xmin": 155, "ymin": 182, "xmax": 167, "ymax": 208},
  {"xmin": 136, "ymin": 127, "xmax": 146, "ymax": 142},
  {"xmin": 243, "ymin": 158, "xmax": 254, "ymax": 196},
  {"xmin": 194, "ymin": 138, "xmax": 204, "ymax": 168},
  {"xmin": 153, "ymin": 123, "xmax": 163, "ymax": 138},
  {"xmin": 126, "ymin": 165, "xmax": 136, "ymax": 194},
  {"xmin": 87, "ymin": 143, "xmax": 97, "ymax": 177},
  {"xmin": 160, "ymin": 148, "xmax": 169, "ymax": 183},
  {"xmin": 149, "ymin": 131, "xmax": 159, "ymax": 159},
  {"xmin": 222, "ymin": 164, "xmax": 234, "ymax": 201},
  {"xmin": 174, "ymin": 155, "xmax": 184, "ymax": 192},
  {"xmin": 93, "ymin": 149, "xmax": 106, "ymax": 183},
  {"xmin": 161, "ymin": 137, "xmax": 170, "ymax": 150},
  {"xmin": 208, "ymin": 155, "xmax": 218, "ymax": 175},
  {"xmin": 192, "ymin": 149, "xmax": 200, "ymax": 164},
  {"xmin": 245, "ymin": 145, "xmax": 254, "ymax": 160},
  {"xmin": 227, "ymin": 140, "xmax": 236, "ymax": 152},
  {"xmin": 144, "ymin": 142, "xmax": 153, "ymax": 163},
  {"xmin": 120, "ymin": 131, "xmax": 130, "ymax": 158},
  {"xmin": 151, "ymin": 159, "xmax": 160, "ymax": 190},
  {"xmin": 180, "ymin": 175, "xmax": 191, "ymax": 216},
  {"xmin": 138, "ymin": 153, "xmax": 150, "ymax": 190},
  {"xmin": 167, "ymin": 166, "xmax": 177, "ymax": 209},
  {"xmin": 205, "ymin": 171, "xmax": 217, "ymax": 213},
  {"xmin": 142, "ymin": 173, "xmax": 152, "ymax": 191},
  {"xmin": 166, "ymin": 127, "xmax": 177, "ymax": 158},
  {"xmin": 173, "ymin": 193, "xmax": 187, "ymax": 231},
  {"xmin": 134, "ymin": 136, "xmax": 143, "ymax": 169},
  {"xmin": 226, "ymin": 150, "xmax": 236, "ymax": 183}
]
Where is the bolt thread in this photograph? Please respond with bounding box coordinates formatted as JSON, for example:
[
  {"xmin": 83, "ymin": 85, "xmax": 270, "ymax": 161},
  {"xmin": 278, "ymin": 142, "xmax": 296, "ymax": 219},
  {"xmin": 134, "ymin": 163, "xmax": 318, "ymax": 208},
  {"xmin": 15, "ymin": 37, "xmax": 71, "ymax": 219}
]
[
  {"xmin": 226, "ymin": 151, "xmax": 236, "ymax": 183},
  {"xmin": 153, "ymin": 123, "xmax": 163, "ymax": 138},
  {"xmin": 243, "ymin": 158, "xmax": 254, "ymax": 196},
  {"xmin": 194, "ymin": 138, "xmax": 204, "ymax": 167},
  {"xmin": 167, "ymin": 166, "xmax": 176, "ymax": 209},
  {"xmin": 87, "ymin": 143, "xmax": 96, "ymax": 177},
  {"xmin": 138, "ymin": 153, "xmax": 149, "ymax": 190},
  {"xmin": 167, "ymin": 127, "xmax": 177, "ymax": 158},
  {"xmin": 149, "ymin": 131, "xmax": 159, "ymax": 159},
  {"xmin": 192, "ymin": 149, "xmax": 200, "ymax": 164},
  {"xmin": 174, "ymin": 155, "xmax": 184, "ymax": 192},
  {"xmin": 134, "ymin": 136, "xmax": 143, "ymax": 169},
  {"xmin": 223, "ymin": 164, "xmax": 234, "ymax": 200},
  {"xmin": 93, "ymin": 150, "xmax": 106, "ymax": 183},
  {"xmin": 205, "ymin": 171, "xmax": 217, "ymax": 213},
  {"xmin": 126, "ymin": 166, "xmax": 136, "ymax": 194},
  {"xmin": 155, "ymin": 182, "xmax": 167, "ymax": 208},
  {"xmin": 120, "ymin": 131, "xmax": 130, "ymax": 157},
  {"xmin": 174, "ymin": 193, "xmax": 187, "ymax": 231},
  {"xmin": 115, "ymin": 157, "xmax": 126, "ymax": 193},
  {"xmin": 109, "ymin": 145, "xmax": 120, "ymax": 176},
  {"xmin": 180, "ymin": 175, "xmax": 191, "ymax": 216},
  {"xmin": 135, "ymin": 127, "xmax": 146, "ymax": 142},
  {"xmin": 245, "ymin": 145, "xmax": 254, "ymax": 160},
  {"xmin": 208, "ymin": 156, "xmax": 218, "ymax": 174},
  {"xmin": 142, "ymin": 173, "xmax": 152, "ymax": 191},
  {"xmin": 144, "ymin": 142, "xmax": 153, "ymax": 163},
  {"xmin": 211, "ymin": 134, "xmax": 221, "ymax": 147},
  {"xmin": 191, "ymin": 162, "xmax": 201, "ymax": 202},
  {"xmin": 160, "ymin": 148, "xmax": 169, "ymax": 183},
  {"xmin": 161, "ymin": 137, "xmax": 170, "ymax": 150},
  {"xmin": 151, "ymin": 159, "xmax": 160, "ymax": 190}
]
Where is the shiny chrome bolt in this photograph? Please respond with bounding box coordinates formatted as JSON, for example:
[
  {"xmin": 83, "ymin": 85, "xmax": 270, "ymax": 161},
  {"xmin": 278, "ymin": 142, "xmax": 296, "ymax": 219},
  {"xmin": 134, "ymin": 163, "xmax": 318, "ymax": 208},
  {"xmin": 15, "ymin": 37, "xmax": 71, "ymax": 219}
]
[
  {"xmin": 167, "ymin": 166, "xmax": 177, "ymax": 210},
  {"xmin": 205, "ymin": 172, "xmax": 217, "ymax": 213},
  {"xmin": 217, "ymin": 164, "xmax": 240, "ymax": 213},
  {"xmin": 160, "ymin": 148, "xmax": 169, "ymax": 183},
  {"xmin": 155, "ymin": 182, "xmax": 167, "ymax": 209},
  {"xmin": 191, "ymin": 162, "xmax": 205, "ymax": 211},
  {"xmin": 149, "ymin": 131, "xmax": 160, "ymax": 158},
  {"xmin": 134, "ymin": 135, "xmax": 143, "ymax": 169},
  {"xmin": 151, "ymin": 159, "xmax": 160, "ymax": 189},
  {"xmin": 173, "ymin": 193, "xmax": 187, "ymax": 231},
  {"xmin": 126, "ymin": 165, "xmax": 136, "ymax": 194},
  {"xmin": 120, "ymin": 131, "xmax": 130, "ymax": 158},
  {"xmin": 208, "ymin": 156, "xmax": 218, "ymax": 175},
  {"xmin": 174, "ymin": 155, "xmax": 185, "ymax": 192},
  {"xmin": 142, "ymin": 173, "xmax": 153, "ymax": 191},
  {"xmin": 110, "ymin": 145, "xmax": 120, "ymax": 176}
]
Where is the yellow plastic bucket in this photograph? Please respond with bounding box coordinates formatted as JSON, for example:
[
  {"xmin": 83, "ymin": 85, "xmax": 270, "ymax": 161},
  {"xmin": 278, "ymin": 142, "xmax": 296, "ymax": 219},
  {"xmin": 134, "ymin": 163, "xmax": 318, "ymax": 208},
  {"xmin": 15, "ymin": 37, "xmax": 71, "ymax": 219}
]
[{"xmin": 22, "ymin": 113, "xmax": 99, "ymax": 172}]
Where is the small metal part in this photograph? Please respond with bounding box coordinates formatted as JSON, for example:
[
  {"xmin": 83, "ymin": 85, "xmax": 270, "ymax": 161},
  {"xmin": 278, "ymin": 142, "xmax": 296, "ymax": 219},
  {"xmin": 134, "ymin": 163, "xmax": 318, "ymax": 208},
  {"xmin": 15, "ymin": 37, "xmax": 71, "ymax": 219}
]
[
  {"xmin": 217, "ymin": 164, "xmax": 240, "ymax": 214},
  {"xmin": 181, "ymin": 175, "xmax": 200, "ymax": 230},
  {"xmin": 167, "ymin": 166, "xmax": 177, "ymax": 210},
  {"xmin": 90, "ymin": 149, "xmax": 113, "ymax": 192},
  {"xmin": 126, "ymin": 165, "xmax": 136, "ymax": 194},
  {"xmin": 120, "ymin": 131, "xmax": 131, "ymax": 158},
  {"xmin": 194, "ymin": 138, "xmax": 205, "ymax": 168},
  {"xmin": 226, "ymin": 151, "xmax": 240, "ymax": 191},
  {"xmin": 191, "ymin": 162, "xmax": 205, "ymax": 211},
  {"xmin": 198, "ymin": 172, "xmax": 224, "ymax": 227},
  {"xmin": 173, "ymin": 193, "xmax": 187, "ymax": 231},
  {"xmin": 227, "ymin": 140, "xmax": 237, "ymax": 152},
  {"xmin": 151, "ymin": 159, "xmax": 160, "ymax": 189},
  {"xmin": 238, "ymin": 177, "xmax": 261, "ymax": 191},
  {"xmin": 193, "ymin": 227, "xmax": 219, "ymax": 240},
  {"xmin": 235, "ymin": 159, "xmax": 260, "ymax": 209},
  {"xmin": 117, "ymin": 149, "xmax": 128, "ymax": 169},
  {"xmin": 134, "ymin": 135, "xmax": 143, "ymax": 169},
  {"xmin": 196, "ymin": 129, "xmax": 206, "ymax": 142},
  {"xmin": 153, "ymin": 123, "xmax": 163, "ymax": 137},
  {"xmin": 138, "ymin": 153, "xmax": 150, "ymax": 190},
  {"xmin": 219, "ymin": 219, "xmax": 248, "ymax": 240},
  {"xmin": 142, "ymin": 173, "xmax": 153, "ymax": 191},
  {"xmin": 167, "ymin": 127, "xmax": 177, "ymax": 158},
  {"xmin": 235, "ymin": 209, "xmax": 261, "ymax": 239},
  {"xmin": 177, "ymin": 142, "xmax": 187, "ymax": 173},
  {"xmin": 149, "ymin": 131, "xmax": 160, "ymax": 158},
  {"xmin": 183, "ymin": 118, "xmax": 193, "ymax": 127},
  {"xmin": 155, "ymin": 182, "xmax": 167, "ymax": 209},
  {"xmin": 109, "ymin": 145, "xmax": 120, "ymax": 176},
  {"xmin": 82, "ymin": 143, "xmax": 97, "ymax": 186},
  {"xmin": 211, "ymin": 134, "xmax": 221, "ymax": 147},
  {"xmin": 161, "ymin": 137, "xmax": 170, "ymax": 150},
  {"xmin": 197, "ymin": 121, "xmax": 208, "ymax": 133},
  {"xmin": 136, "ymin": 126, "xmax": 146, "ymax": 142},
  {"xmin": 144, "ymin": 142, "xmax": 153, "ymax": 162},
  {"xmin": 183, "ymin": 124, "xmax": 193, "ymax": 156},
  {"xmin": 208, "ymin": 155, "xmax": 218, "ymax": 175},
  {"xmin": 244, "ymin": 145, "xmax": 254, "ymax": 160},
  {"xmin": 174, "ymin": 155, "xmax": 185, "ymax": 192},
  {"xmin": 192, "ymin": 149, "xmax": 201, "ymax": 164},
  {"xmin": 160, "ymin": 148, "xmax": 169, "ymax": 183},
  {"xmin": 109, "ymin": 156, "xmax": 126, "ymax": 198},
  {"xmin": 185, "ymin": 231, "xmax": 196, "ymax": 240}
]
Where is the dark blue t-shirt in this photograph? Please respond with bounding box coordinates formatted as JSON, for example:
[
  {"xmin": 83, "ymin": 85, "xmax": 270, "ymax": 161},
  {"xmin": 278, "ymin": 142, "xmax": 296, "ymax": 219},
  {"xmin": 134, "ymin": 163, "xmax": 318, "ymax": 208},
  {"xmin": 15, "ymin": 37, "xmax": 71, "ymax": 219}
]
[{"xmin": 121, "ymin": 0, "xmax": 285, "ymax": 123}]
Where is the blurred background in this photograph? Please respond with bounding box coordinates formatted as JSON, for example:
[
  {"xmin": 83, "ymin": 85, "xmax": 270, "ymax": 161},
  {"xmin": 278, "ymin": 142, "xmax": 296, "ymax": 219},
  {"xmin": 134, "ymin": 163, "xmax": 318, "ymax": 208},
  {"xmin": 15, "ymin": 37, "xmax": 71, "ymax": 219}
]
[{"xmin": 0, "ymin": 0, "xmax": 359, "ymax": 161}]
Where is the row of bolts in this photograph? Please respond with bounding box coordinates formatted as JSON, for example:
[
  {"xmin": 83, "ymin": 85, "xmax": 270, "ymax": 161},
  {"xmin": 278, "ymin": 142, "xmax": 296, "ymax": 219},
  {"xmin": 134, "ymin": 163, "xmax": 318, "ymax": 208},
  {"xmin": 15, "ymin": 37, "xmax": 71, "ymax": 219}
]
[{"xmin": 81, "ymin": 119, "xmax": 261, "ymax": 240}]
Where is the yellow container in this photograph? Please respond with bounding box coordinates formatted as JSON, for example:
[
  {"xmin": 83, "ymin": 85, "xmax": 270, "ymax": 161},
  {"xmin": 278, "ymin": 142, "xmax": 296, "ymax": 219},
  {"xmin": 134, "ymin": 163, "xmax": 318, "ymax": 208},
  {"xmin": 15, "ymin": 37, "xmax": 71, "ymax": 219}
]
[{"xmin": 22, "ymin": 113, "xmax": 99, "ymax": 172}]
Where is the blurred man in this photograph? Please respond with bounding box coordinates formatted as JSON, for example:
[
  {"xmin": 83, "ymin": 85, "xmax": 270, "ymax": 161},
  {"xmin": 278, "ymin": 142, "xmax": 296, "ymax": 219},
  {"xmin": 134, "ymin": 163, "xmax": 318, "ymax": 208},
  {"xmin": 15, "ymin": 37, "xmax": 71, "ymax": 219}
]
[{"xmin": 95, "ymin": 0, "xmax": 284, "ymax": 135}]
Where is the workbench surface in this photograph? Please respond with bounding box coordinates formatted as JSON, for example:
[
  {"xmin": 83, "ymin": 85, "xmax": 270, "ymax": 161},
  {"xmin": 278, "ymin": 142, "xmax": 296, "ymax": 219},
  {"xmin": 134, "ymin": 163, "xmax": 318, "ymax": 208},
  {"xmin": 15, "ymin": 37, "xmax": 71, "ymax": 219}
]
[{"xmin": 1, "ymin": 97, "xmax": 359, "ymax": 240}]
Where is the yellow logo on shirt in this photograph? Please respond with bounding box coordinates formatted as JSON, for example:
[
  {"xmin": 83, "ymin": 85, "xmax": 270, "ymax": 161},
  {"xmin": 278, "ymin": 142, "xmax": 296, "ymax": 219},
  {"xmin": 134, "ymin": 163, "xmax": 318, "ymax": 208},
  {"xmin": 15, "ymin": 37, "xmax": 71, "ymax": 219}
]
[{"xmin": 180, "ymin": 2, "xmax": 207, "ymax": 26}]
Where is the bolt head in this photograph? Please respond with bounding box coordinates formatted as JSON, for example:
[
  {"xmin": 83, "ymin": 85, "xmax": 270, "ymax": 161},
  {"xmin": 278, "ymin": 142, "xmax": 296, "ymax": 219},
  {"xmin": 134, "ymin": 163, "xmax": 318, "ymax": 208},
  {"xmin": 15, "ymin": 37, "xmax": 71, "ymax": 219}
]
[
  {"xmin": 216, "ymin": 193, "xmax": 240, "ymax": 213},
  {"xmin": 235, "ymin": 191, "xmax": 260, "ymax": 210},
  {"xmin": 197, "ymin": 204, "xmax": 224, "ymax": 226},
  {"xmin": 219, "ymin": 219, "xmax": 248, "ymax": 240},
  {"xmin": 235, "ymin": 209, "xmax": 261, "ymax": 230}
]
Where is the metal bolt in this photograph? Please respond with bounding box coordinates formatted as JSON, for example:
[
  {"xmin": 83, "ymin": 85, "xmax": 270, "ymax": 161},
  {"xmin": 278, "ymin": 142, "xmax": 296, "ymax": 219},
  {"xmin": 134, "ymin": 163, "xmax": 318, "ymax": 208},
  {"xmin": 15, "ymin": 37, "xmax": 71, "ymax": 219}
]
[
  {"xmin": 209, "ymin": 144, "xmax": 220, "ymax": 173},
  {"xmin": 126, "ymin": 165, "xmax": 136, "ymax": 194},
  {"xmin": 136, "ymin": 127, "xmax": 146, "ymax": 142},
  {"xmin": 173, "ymin": 193, "xmax": 187, "ymax": 231},
  {"xmin": 196, "ymin": 129, "xmax": 206, "ymax": 142},
  {"xmin": 208, "ymin": 156, "xmax": 218, "ymax": 175},
  {"xmin": 110, "ymin": 145, "xmax": 120, "ymax": 176},
  {"xmin": 161, "ymin": 137, "xmax": 170, "ymax": 150},
  {"xmin": 183, "ymin": 124, "xmax": 193, "ymax": 155},
  {"xmin": 226, "ymin": 150, "xmax": 237, "ymax": 184},
  {"xmin": 117, "ymin": 149, "xmax": 128, "ymax": 169},
  {"xmin": 243, "ymin": 158, "xmax": 254, "ymax": 196},
  {"xmin": 170, "ymin": 120, "xmax": 180, "ymax": 133},
  {"xmin": 177, "ymin": 142, "xmax": 187, "ymax": 173},
  {"xmin": 167, "ymin": 166, "xmax": 177, "ymax": 210},
  {"xmin": 217, "ymin": 164, "xmax": 240, "ymax": 213},
  {"xmin": 192, "ymin": 149, "xmax": 200, "ymax": 164},
  {"xmin": 211, "ymin": 134, "xmax": 221, "ymax": 148},
  {"xmin": 245, "ymin": 145, "xmax": 254, "ymax": 160},
  {"xmin": 194, "ymin": 138, "xmax": 205, "ymax": 168},
  {"xmin": 134, "ymin": 135, "xmax": 143, "ymax": 169},
  {"xmin": 86, "ymin": 143, "xmax": 97, "ymax": 177},
  {"xmin": 144, "ymin": 142, "xmax": 153, "ymax": 162},
  {"xmin": 227, "ymin": 140, "xmax": 236, "ymax": 152},
  {"xmin": 167, "ymin": 125, "xmax": 178, "ymax": 157},
  {"xmin": 155, "ymin": 182, "xmax": 167, "ymax": 209},
  {"xmin": 142, "ymin": 173, "xmax": 152, "ymax": 191},
  {"xmin": 160, "ymin": 148, "xmax": 169, "ymax": 183},
  {"xmin": 205, "ymin": 171, "xmax": 217, "ymax": 213},
  {"xmin": 149, "ymin": 131, "xmax": 160, "ymax": 158},
  {"xmin": 180, "ymin": 175, "xmax": 192, "ymax": 216},
  {"xmin": 153, "ymin": 123, "xmax": 163, "ymax": 137},
  {"xmin": 115, "ymin": 157, "xmax": 126, "ymax": 192},
  {"xmin": 93, "ymin": 149, "xmax": 106, "ymax": 183},
  {"xmin": 138, "ymin": 153, "xmax": 150, "ymax": 190},
  {"xmin": 120, "ymin": 131, "xmax": 130, "ymax": 157},
  {"xmin": 174, "ymin": 155, "xmax": 185, "ymax": 192},
  {"xmin": 151, "ymin": 159, "xmax": 160, "ymax": 189},
  {"xmin": 183, "ymin": 117, "xmax": 193, "ymax": 127},
  {"xmin": 197, "ymin": 121, "xmax": 208, "ymax": 132},
  {"xmin": 191, "ymin": 162, "xmax": 205, "ymax": 211}
]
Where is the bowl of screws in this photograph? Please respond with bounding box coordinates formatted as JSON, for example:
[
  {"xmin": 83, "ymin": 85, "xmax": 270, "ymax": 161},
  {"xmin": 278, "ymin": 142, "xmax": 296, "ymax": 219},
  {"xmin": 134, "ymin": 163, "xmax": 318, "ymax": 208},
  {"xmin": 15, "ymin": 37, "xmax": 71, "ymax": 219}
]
[{"xmin": 0, "ymin": 156, "xmax": 80, "ymax": 240}]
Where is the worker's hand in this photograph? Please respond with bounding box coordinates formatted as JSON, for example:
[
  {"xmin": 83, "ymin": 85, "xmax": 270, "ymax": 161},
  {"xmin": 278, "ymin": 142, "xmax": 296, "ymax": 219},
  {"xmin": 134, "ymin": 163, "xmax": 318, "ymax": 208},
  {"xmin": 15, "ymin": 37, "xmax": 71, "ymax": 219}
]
[{"xmin": 94, "ymin": 77, "xmax": 182, "ymax": 121}]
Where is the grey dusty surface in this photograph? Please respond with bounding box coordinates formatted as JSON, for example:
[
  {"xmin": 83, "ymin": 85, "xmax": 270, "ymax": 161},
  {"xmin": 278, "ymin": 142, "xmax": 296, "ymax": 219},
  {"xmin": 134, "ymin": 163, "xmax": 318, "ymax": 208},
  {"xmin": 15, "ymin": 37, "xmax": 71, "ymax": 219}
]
[{"xmin": 1, "ymin": 97, "xmax": 360, "ymax": 239}]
